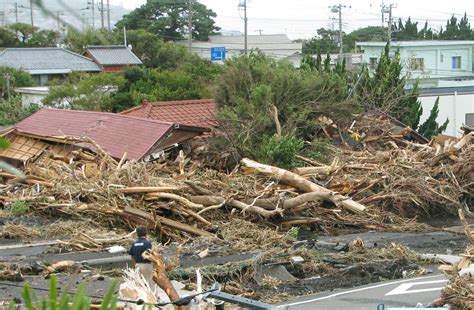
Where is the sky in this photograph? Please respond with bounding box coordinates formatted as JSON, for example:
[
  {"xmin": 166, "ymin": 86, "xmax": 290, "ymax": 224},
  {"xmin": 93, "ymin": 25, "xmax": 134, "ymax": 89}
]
[{"xmin": 110, "ymin": 0, "xmax": 474, "ymax": 39}]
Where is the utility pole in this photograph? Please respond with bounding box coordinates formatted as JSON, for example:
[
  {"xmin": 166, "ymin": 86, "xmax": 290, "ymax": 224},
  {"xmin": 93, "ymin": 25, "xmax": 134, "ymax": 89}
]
[
  {"xmin": 92, "ymin": 0, "xmax": 95, "ymax": 29},
  {"xmin": 382, "ymin": 3, "xmax": 396, "ymax": 41},
  {"xmin": 380, "ymin": 0, "xmax": 385, "ymax": 25},
  {"xmin": 29, "ymin": 0, "xmax": 34, "ymax": 30},
  {"xmin": 100, "ymin": 0, "xmax": 104, "ymax": 29},
  {"xmin": 238, "ymin": 0, "xmax": 248, "ymax": 54},
  {"xmin": 188, "ymin": 0, "xmax": 193, "ymax": 51},
  {"xmin": 87, "ymin": 0, "xmax": 95, "ymax": 29},
  {"xmin": 255, "ymin": 29, "xmax": 263, "ymax": 35},
  {"xmin": 107, "ymin": 0, "xmax": 110, "ymax": 30},
  {"xmin": 56, "ymin": 11, "xmax": 64, "ymax": 33},
  {"xmin": 330, "ymin": 4, "xmax": 350, "ymax": 63},
  {"xmin": 14, "ymin": 2, "xmax": 18, "ymax": 24}
]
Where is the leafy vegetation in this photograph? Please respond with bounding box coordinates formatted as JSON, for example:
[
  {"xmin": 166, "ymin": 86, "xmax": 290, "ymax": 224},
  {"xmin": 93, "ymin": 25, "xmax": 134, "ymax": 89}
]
[
  {"xmin": 7, "ymin": 274, "xmax": 118, "ymax": 310},
  {"xmin": 215, "ymin": 52, "xmax": 353, "ymax": 165},
  {"xmin": 303, "ymin": 13, "xmax": 474, "ymax": 54},
  {"xmin": 0, "ymin": 67, "xmax": 35, "ymax": 98},
  {"xmin": 0, "ymin": 97, "xmax": 39, "ymax": 126},
  {"xmin": 42, "ymin": 72, "xmax": 125, "ymax": 112},
  {"xmin": 7, "ymin": 200, "xmax": 30, "ymax": 216},
  {"xmin": 356, "ymin": 43, "xmax": 448, "ymax": 138},
  {"xmin": 116, "ymin": 0, "xmax": 219, "ymax": 41}
]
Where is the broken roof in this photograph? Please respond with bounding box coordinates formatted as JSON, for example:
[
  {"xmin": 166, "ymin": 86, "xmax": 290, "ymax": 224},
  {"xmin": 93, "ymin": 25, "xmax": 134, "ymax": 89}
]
[
  {"xmin": 121, "ymin": 99, "xmax": 217, "ymax": 128},
  {"xmin": 14, "ymin": 109, "xmax": 207, "ymax": 161},
  {"xmin": 0, "ymin": 48, "xmax": 101, "ymax": 75},
  {"xmin": 85, "ymin": 45, "xmax": 143, "ymax": 66}
]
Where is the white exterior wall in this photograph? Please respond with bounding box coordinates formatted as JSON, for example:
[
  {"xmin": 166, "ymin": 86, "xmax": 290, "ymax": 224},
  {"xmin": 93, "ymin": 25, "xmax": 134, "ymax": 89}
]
[
  {"xmin": 359, "ymin": 43, "xmax": 474, "ymax": 87},
  {"xmin": 20, "ymin": 93, "xmax": 46, "ymax": 107},
  {"xmin": 419, "ymin": 92, "xmax": 474, "ymax": 136}
]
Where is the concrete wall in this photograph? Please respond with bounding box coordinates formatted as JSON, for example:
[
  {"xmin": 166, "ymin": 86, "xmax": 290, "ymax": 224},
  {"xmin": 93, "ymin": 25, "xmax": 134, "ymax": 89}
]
[
  {"xmin": 419, "ymin": 92, "xmax": 474, "ymax": 136},
  {"xmin": 20, "ymin": 93, "xmax": 47, "ymax": 107}
]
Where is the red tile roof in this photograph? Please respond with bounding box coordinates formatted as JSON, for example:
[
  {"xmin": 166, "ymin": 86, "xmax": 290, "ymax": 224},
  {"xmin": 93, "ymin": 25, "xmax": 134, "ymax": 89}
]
[
  {"xmin": 14, "ymin": 109, "xmax": 205, "ymax": 160},
  {"xmin": 121, "ymin": 99, "xmax": 217, "ymax": 128}
]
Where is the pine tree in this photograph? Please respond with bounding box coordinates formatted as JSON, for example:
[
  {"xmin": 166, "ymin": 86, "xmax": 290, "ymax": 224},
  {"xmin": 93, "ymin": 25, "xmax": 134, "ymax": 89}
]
[
  {"xmin": 315, "ymin": 49, "xmax": 322, "ymax": 71},
  {"xmin": 418, "ymin": 97, "xmax": 449, "ymax": 138},
  {"xmin": 323, "ymin": 53, "xmax": 331, "ymax": 73}
]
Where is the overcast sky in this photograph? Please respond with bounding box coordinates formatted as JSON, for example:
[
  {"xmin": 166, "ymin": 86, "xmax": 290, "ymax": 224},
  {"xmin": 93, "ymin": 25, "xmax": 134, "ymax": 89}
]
[{"xmin": 110, "ymin": 0, "xmax": 474, "ymax": 39}]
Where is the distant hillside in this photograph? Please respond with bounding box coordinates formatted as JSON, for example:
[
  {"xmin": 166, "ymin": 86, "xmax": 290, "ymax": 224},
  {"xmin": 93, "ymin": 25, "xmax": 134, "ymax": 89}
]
[{"xmin": 0, "ymin": 0, "xmax": 130, "ymax": 32}]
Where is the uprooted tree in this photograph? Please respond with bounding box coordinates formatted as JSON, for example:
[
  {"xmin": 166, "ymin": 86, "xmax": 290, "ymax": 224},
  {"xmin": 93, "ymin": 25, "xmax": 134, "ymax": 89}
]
[{"xmin": 356, "ymin": 43, "xmax": 448, "ymax": 138}]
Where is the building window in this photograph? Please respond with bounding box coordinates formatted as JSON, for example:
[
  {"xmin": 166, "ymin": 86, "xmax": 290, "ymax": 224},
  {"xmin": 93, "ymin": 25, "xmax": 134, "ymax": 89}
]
[
  {"xmin": 466, "ymin": 113, "xmax": 474, "ymax": 127},
  {"xmin": 440, "ymin": 54, "xmax": 443, "ymax": 62},
  {"xmin": 369, "ymin": 57, "xmax": 378, "ymax": 69},
  {"xmin": 409, "ymin": 58, "xmax": 424, "ymax": 71},
  {"xmin": 452, "ymin": 56, "xmax": 461, "ymax": 69}
]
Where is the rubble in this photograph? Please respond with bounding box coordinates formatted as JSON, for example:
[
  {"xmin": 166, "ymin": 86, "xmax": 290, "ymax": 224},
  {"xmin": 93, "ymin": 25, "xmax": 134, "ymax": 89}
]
[{"xmin": 0, "ymin": 111, "xmax": 472, "ymax": 304}]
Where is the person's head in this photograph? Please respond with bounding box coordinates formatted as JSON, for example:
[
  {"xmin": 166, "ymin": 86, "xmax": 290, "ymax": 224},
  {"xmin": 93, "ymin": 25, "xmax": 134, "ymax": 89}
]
[{"xmin": 136, "ymin": 226, "xmax": 148, "ymax": 238}]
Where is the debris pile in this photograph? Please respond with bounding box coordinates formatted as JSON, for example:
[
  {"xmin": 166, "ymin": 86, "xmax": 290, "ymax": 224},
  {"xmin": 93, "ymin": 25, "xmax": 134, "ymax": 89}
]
[
  {"xmin": 0, "ymin": 127, "xmax": 472, "ymax": 241},
  {"xmin": 434, "ymin": 209, "xmax": 474, "ymax": 309}
]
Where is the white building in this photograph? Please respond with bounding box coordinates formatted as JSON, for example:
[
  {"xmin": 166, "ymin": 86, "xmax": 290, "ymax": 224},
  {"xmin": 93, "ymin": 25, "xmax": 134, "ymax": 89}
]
[
  {"xmin": 419, "ymin": 86, "xmax": 474, "ymax": 136},
  {"xmin": 182, "ymin": 34, "xmax": 303, "ymax": 66},
  {"xmin": 356, "ymin": 41, "xmax": 474, "ymax": 88}
]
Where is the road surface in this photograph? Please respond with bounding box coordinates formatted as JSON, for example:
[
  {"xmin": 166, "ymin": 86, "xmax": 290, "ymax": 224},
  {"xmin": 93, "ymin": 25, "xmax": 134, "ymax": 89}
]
[{"xmin": 283, "ymin": 274, "xmax": 447, "ymax": 310}]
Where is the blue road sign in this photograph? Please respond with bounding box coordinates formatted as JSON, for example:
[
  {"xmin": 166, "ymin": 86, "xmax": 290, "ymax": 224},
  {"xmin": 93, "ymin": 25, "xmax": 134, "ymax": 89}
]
[{"xmin": 211, "ymin": 47, "xmax": 226, "ymax": 61}]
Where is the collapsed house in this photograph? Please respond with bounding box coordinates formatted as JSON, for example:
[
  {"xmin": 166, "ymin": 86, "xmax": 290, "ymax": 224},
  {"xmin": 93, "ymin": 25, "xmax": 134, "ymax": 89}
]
[{"xmin": 0, "ymin": 108, "xmax": 209, "ymax": 165}]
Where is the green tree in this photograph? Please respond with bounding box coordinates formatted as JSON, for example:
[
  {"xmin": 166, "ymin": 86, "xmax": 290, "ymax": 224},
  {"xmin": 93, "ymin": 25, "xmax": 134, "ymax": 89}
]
[
  {"xmin": 418, "ymin": 97, "xmax": 449, "ymax": 138},
  {"xmin": 323, "ymin": 53, "xmax": 331, "ymax": 73},
  {"xmin": 28, "ymin": 29, "xmax": 60, "ymax": 47},
  {"xmin": 357, "ymin": 43, "xmax": 422, "ymax": 129},
  {"xmin": 43, "ymin": 72, "xmax": 126, "ymax": 111},
  {"xmin": 215, "ymin": 52, "xmax": 351, "ymax": 161},
  {"xmin": 0, "ymin": 67, "xmax": 34, "ymax": 98},
  {"xmin": 116, "ymin": 0, "xmax": 220, "ymax": 41},
  {"xmin": 63, "ymin": 27, "xmax": 119, "ymax": 53},
  {"xmin": 8, "ymin": 23, "xmax": 36, "ymax": 44},
  {"xmin": 0, "ymin": 96, "xmax": 38, "ymax": 126},
  {"xmin": 0, "ymin": 27, "xmax": 19, "ymax": 47},
  {"xmin": 303, "ymin": 28, "xmax": 339, "ymax": 54}
]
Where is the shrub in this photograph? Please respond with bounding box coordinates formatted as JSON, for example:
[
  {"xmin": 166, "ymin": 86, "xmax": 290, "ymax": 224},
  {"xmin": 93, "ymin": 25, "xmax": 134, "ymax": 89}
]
[
  {"xmin": 259, "ymin": 135, "xmax": 304, "ymax": 170},
  {"xmin": 7, "ymin": 200, "xmax": 30, "ymax": 216}
]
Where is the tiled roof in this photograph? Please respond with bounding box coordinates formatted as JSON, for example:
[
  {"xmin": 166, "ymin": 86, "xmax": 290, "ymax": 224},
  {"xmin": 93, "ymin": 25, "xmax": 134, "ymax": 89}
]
[
  {"xmin": 0, "ymin": 48, "xmax": 101, "ymax": 74},
  {"xmin": 121, "ymin": 99, "xmax": 217, "ymax": 128},
  {"xmin": 85, "ymin": 45, "xmax": 143, "ymax": 66},
  {"xmin": 14, "ymin": 109, "xmax": 204, "ymax": 160}
]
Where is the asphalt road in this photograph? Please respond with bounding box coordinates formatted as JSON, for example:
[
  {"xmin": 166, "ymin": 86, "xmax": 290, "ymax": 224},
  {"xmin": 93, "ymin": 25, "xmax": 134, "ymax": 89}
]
[{"xmin": 283, "ymin": 274, "xmax": 447, "ymax": 310}]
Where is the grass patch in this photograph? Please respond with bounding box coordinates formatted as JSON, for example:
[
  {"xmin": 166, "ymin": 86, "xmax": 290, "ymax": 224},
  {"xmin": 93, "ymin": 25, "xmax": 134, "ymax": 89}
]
[{"xmin": 6, "ymin": 200, "xmax": 30, "ymax": 216}]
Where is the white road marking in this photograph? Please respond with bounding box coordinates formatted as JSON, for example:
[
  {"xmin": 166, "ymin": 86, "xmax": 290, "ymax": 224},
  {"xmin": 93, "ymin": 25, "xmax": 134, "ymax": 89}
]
[
  {"xmin": 385, "ymin": 279, "xmax": 448, "ymax": 296},
  {"xmin": 284, "ymin": 274, "xmax": 445, "ymax": 307}
]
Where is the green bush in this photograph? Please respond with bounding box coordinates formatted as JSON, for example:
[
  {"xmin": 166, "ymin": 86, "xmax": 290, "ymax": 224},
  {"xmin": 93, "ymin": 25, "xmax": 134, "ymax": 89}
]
[
  {"xmin": 286, "ymin": 226, "xmax": 300, "ymax": 241},
  {"xmin": 259, "ymin": 135, "xmax": 304, "ymax": 170},
  {"xmin": 0, "ymin": 96, "xmax": 39, "ymax": 126},
  {"xmin": 7, "ymin": 200, "xmax": 30, "ymax": 216}
]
